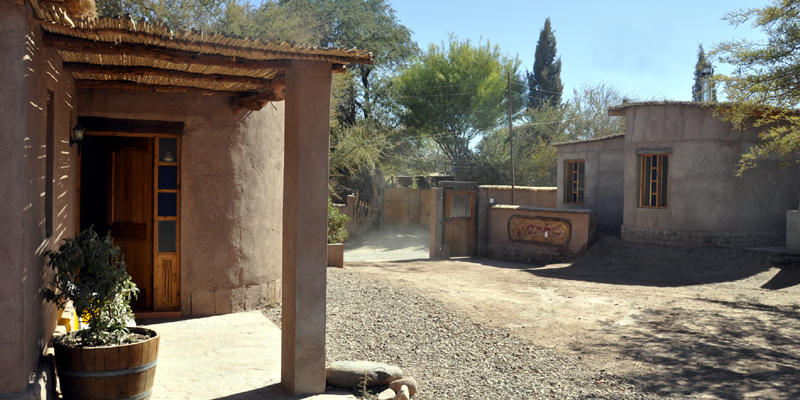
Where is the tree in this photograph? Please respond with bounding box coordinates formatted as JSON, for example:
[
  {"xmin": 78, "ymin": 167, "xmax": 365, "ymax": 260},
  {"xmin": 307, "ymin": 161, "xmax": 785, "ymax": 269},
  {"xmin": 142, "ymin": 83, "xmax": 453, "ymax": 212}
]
[
  {"xmin": 280, "ymin": 0, "xmax": 418, "ymax": 126},
  {"xmin": 527, "ymin": 18, "xmax": 563, "ymax": 109},
  {"xmin": 474, "ymin": 104, "xmax": 566, "ymax": 186},
  {"xmin": 713, "ymin": 0, "xmax": 800, "ymax": 173},
  {"xmin": 395, "ymin": 36, "xmax": 525, "ymax": 178},
  {"xmin": 692, "ymin": 44, "xmax": 717, "ymax": 102},
  {"xmin": 563, "ymin": 83, "xmax": 627, "ymax": 141},
  {"xmin": 95, "ymin": 0, "xmax": 225, "ymax": 31}
]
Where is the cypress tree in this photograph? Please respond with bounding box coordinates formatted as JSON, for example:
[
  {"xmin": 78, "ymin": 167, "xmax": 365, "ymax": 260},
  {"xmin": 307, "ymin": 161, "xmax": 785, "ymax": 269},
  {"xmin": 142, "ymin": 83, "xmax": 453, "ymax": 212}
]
[
  {"xmin": 692, "ymin": 44, "xmax": 717, "ymax": 102},
  {"xmin": 527, "ymin": 18, "xmax": 563, "ymax": 109}
]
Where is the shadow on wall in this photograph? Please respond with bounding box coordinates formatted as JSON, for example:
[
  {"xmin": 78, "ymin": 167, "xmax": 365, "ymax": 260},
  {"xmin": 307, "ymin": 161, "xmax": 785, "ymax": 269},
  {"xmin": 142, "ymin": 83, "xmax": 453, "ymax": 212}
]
[
  {"xmin": 599, "ymin": 299, "xmax": 800, "ymax": 399},
  {"xmin": 524, "ymin": 234, "xmax": 791, "ymax": 288}
]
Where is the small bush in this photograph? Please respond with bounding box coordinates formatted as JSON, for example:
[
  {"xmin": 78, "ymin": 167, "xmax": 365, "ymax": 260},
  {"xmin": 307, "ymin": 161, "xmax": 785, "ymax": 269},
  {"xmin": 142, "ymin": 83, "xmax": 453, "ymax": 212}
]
[
  {"xmin": 42, "ymin": 228, "xmax": 138, "ymax": 347},
  {"xmin": 328, "ymin": 197, "xmax": 350, "ymax": 244}
]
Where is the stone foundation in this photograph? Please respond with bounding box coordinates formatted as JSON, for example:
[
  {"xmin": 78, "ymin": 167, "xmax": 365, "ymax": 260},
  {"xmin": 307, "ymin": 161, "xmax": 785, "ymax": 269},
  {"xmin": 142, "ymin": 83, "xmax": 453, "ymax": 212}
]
[
  {"xmin": 189, "ymin": 279, "xmax": 281, "ymax": 316},
  {"xmin": 597, "ymin": 223, "xmax": 621, "ymax": 236},
  {"xmin": 621, "ymin": 226, "xmax": 784, "ymax": 248}
]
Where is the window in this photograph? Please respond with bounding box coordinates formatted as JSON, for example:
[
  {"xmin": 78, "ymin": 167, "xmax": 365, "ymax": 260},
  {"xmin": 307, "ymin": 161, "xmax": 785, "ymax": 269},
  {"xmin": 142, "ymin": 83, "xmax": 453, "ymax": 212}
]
[
  {"xmin": 640, "ymin": 154, "xmax": 668, "ymax": 208},
  {"xmin": 449, "ymin": 194, "xmax": 471, "ymax": 217},
  {"xmin": 564, "ymin": 160, "xmax": 584, "ymax": 204}
]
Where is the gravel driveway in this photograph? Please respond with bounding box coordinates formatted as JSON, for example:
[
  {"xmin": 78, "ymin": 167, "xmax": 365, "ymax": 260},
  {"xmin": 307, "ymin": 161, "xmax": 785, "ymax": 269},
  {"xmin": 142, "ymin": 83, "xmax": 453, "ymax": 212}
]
[
  {"xmin": 266, "ymin": 268, "xmax": 652, "ymax": 399},
  {"xmin": 265, "ymin": 232, "xmax": 800, "ymax": 399}
]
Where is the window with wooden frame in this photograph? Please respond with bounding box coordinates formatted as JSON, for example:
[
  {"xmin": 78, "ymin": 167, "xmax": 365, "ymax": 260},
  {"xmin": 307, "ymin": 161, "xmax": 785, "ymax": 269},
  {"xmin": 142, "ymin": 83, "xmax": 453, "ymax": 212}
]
[
  {"xmin": 639, "ymin": 154, "xmax": 668, "ymax": 208},
  {"xmin": 564, "ymin": 160, "xmax": 585, "ymax": 204}
]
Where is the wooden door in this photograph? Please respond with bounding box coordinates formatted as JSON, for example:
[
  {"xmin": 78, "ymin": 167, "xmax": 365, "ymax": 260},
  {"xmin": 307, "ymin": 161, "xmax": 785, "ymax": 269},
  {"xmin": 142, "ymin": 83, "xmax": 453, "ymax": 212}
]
[
  {"xmin": 444, "ymin": 189, "xmax": 476, "ymax": 257},
  {"xmin": 110, "ymin": 138, "xmax": 154, "ymax": 309}
]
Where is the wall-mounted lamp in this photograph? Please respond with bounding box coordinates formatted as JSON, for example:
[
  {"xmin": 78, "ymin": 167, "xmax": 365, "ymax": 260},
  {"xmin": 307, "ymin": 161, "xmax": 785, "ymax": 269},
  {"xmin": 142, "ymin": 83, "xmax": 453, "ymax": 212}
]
[{"xmin": 70, "ymin": 124, "xmax": 85, "ymax": 155}]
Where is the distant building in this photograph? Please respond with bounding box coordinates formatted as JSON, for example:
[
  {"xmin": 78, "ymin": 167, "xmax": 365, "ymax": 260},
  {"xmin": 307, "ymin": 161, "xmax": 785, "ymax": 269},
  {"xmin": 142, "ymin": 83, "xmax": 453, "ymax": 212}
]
[{"xmin": 554, "ymin": 101, "xmax": 799, "ymax": 247}]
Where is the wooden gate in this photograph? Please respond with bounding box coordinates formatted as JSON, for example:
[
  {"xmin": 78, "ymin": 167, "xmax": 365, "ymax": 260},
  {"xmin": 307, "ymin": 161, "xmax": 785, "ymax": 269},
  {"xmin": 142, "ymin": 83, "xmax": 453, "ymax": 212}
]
[{"xmin": 442, "ymin": 183, "xmax": 477, "ymax": 257}]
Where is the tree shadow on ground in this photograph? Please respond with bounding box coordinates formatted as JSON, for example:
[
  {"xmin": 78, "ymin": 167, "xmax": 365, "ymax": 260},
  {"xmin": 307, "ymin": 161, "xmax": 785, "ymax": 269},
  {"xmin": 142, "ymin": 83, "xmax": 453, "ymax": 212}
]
[
  {"xmin": 524, "ymin": 234, "xmax": 794, "ymax": 288},
  {"xmin": 595, "ymin": 299, "xmax": 800, "ymax": 399}
]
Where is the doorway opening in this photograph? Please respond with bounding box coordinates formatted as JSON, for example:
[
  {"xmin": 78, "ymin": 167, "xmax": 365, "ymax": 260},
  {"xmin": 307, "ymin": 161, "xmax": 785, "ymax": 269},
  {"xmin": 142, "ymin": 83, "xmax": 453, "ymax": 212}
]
[{"xmin": 79, "ymin": 134, "xmax": 181, "ymax": 316}]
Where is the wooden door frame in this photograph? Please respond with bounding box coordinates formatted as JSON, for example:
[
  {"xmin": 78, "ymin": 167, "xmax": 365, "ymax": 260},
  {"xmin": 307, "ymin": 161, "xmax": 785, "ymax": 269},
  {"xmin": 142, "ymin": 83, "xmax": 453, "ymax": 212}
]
[{"xmin": 76, "ymin": 129, "xmax": 182, "ymax": 313}]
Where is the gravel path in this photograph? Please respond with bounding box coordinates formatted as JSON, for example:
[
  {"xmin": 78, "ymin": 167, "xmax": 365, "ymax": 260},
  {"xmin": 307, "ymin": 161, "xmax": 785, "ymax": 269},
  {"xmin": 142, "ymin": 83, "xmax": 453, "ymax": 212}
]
[{"xmin": 263, "ymin": 267, "xmax": 657, "ymax": 399}]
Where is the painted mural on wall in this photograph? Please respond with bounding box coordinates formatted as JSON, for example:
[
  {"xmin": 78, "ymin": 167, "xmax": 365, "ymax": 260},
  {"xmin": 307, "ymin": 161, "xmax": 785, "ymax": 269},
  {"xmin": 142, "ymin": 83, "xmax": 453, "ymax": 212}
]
[{"xmin": 508, "ymin": 215, "xmax": 571, "ymax": 246}]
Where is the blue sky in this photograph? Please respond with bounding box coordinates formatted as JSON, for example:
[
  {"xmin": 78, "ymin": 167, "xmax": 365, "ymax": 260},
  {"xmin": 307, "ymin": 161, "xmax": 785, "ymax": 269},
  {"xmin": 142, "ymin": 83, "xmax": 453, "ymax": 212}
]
[{"xmin": 390, "ymin": 0, "xmax": 769, "ymax": 102}]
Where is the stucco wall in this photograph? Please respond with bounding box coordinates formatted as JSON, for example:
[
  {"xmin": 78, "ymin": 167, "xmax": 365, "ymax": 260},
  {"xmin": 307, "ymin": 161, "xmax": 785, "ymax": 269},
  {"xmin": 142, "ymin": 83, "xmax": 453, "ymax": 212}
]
[
  {"xmin": 78, "ymin": 88, "xmax": 284, "ymax": 316},
  {"xmin": 555, "ymin": 135, "xmax": 625, "ymax": 227},
  {"xmin": 480, "ymin": 186, "xmax": 557, "ymax": 208},
  {"xmin": 621, "ymin": 104, "xmax": 799, "ymax": 240},
  {"xmin": 485, "ymin": 205, "xmax": 596, "ymax": 263},
  {"xmin": 0, "ymin": 2, "xmax": 78, "ymax": 394}
]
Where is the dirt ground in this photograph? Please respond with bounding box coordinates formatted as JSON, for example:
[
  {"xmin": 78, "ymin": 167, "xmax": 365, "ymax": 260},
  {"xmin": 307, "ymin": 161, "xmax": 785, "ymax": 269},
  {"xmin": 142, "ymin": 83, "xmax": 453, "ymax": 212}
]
[{"xmin": 345, "ymin": 234, "xmax": 800, "ymax": 399}]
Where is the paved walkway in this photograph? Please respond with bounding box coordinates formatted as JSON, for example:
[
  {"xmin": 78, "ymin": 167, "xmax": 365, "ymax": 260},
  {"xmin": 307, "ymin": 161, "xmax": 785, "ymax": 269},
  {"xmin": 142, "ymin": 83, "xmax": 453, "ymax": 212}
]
[{"xmin": 139, "ymin": 311, "xmax": 355, "ymax": 400}]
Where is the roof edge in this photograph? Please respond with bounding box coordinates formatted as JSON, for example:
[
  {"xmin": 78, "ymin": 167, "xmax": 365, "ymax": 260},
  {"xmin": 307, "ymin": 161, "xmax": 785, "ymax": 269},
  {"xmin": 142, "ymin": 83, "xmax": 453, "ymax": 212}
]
[{"xmin": 551, "ymin": 133, "xmax": 625, "ymax": 147}]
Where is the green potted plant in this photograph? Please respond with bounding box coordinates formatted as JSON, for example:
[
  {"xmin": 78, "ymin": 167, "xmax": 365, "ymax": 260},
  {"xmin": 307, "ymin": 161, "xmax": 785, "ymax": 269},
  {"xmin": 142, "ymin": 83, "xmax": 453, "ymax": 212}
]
[
  {"xmin": 327, "ymin": 197, "xmax": 350, "ymax": 268},
  {"xmin": 43, "ymin": 227, "xmax": 160, "ymax": 400}
]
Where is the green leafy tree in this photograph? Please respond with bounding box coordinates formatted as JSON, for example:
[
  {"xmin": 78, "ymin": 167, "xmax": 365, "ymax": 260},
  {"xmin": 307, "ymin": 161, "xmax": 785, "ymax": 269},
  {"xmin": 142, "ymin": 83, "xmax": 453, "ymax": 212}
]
[
  {"xmin": 276, "ymin": 0, "xmax": 418, "ymax": 125},
  {"xmin": 692, "ymin": 44, "xmax": 717, "ymax": 102},
  {"xmin": 396, "ymin": 36, "xmax": 524, "ymax": 178},
  {"xmin": 713, "ymin": 0, "xmax": 800, "ymax": 173},
  {"xmin": 563, "ymin": 83, "xmax": 627, "ymax": 141},
  {"xmin": 474, "ymin": 104, "xmax": 566, "ymax": 185},
  {"xmin": 96, "ymin": 0, "xmax": 225, "ymax": 31},
  {"xmin": 527, "ymin": 18, "xmax": 563, "ymax": 109},
  {"xmin": 276, "ymin": 0, "xmax": 418, "ymax": 200}
]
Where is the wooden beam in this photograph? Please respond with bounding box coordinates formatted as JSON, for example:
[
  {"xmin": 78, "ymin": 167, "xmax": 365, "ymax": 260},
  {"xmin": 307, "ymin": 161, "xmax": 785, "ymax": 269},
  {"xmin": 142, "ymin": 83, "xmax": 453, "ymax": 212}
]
[
  {"xmin": 76, "ymin": 79, "xmax": 251, "ymax": 97},
  {"xmin": 64, "ymin": 63, "xmax": 274, "ymax": 87},
  {"xmin": 332, "ymin": 64, "xmax": 347, "ymax": 74},
  {"xmin": 43, "ymin": 33, "xmax": 291, "ymax": 72},
  {"xmin": 78, "ymin": 117, "xmax": 184, "ymax": 135},
  {"xmin": 231, "ymin": 92, "xmax": 284, "ymax": 113}
]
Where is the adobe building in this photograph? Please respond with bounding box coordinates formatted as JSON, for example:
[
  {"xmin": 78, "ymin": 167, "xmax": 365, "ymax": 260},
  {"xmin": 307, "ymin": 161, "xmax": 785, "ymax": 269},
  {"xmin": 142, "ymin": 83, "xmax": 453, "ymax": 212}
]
[
  {"xmin": 554, "ymin": 133, "xmax": 625, "ymax": 232},
  {"xmin": 0, "ymin": 0, "xmax": 372, "ymax": 397},
  {"xmin": 555, "ymin": 101, "xmax": 800, "ymax": 248}
]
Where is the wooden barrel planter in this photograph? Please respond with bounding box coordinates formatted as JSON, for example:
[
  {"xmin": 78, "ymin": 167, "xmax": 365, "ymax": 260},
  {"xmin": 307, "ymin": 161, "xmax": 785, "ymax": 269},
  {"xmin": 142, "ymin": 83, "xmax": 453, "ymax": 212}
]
[{"xmin": 54, "ymin": 327, "xmax": 160, "ymax": 400}]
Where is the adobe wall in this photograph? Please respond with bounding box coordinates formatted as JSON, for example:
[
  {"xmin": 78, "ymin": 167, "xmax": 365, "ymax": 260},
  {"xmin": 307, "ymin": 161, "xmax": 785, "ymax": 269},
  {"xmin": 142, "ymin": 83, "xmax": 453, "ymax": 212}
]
[
  {"xmin": 0, "ymin": 2, "xmax": 77, "ymax": 395},
  {"xmin": 556, "ymin": 135, "xmax": 624, "ymax": 230},
  {"xmin": 480, "ymin": 185, "xmax": 557, "ymax": 208},
  {"xmin": 621, "ymin": 104, "xmax": 800, "ymax": 246},
  {"xmin": 476, "ymin": 186, "xmax": 557, "ymax": 256},
  {"xmin": 485, "ymin": 205, "xmax": 596, "ymax": 263},
  {"xmin": 382, "ymin": 188, "xmax": 431, "ymax": 227},
  {"xmin": 78, "ymin": 88, "xmax": 284, "ymax": 316}
]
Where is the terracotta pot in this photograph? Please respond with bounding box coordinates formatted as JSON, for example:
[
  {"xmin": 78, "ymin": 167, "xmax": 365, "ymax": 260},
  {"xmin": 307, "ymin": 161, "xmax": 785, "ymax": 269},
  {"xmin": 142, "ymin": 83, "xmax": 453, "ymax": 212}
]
[{"xmin": 54, "ymin": 327, "xmax": 159, "ymax": 400}]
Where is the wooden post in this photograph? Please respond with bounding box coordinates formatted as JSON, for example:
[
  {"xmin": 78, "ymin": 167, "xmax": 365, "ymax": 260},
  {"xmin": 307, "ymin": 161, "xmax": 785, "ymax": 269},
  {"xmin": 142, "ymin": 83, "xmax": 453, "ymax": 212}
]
[
  {"xmin": 281, "ymin": 60, "xmax": 331, "ymax": 395},
  {"xmin": 508, "ymin": 71, "xmax": 516, "ymax": 205}
]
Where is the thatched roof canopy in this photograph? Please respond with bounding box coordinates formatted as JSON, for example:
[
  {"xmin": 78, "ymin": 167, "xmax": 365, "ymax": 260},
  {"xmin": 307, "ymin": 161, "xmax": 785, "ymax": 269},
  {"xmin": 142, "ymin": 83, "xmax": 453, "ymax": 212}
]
[{"xmin": 30, "ymin": 0, "xmax": 374, "ymax": 111}]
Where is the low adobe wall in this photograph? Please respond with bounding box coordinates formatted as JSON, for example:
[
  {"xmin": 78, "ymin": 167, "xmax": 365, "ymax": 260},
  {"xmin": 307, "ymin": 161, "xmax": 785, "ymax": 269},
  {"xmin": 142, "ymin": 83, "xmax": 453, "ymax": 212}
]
[
  {"xmin": 382, "ymin": 188, "xmax": 431, "ymax": 227},
  {"xmin": 485, "ymin": 205, "xmax": 596, "ymax": 263},
  {"xmin": 479, "ymin": 185, "xmax": 557, "ymax": 208},
  {"xmin": 476, "ymin": 186, "xmax": 557, "ymax": 256}
]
